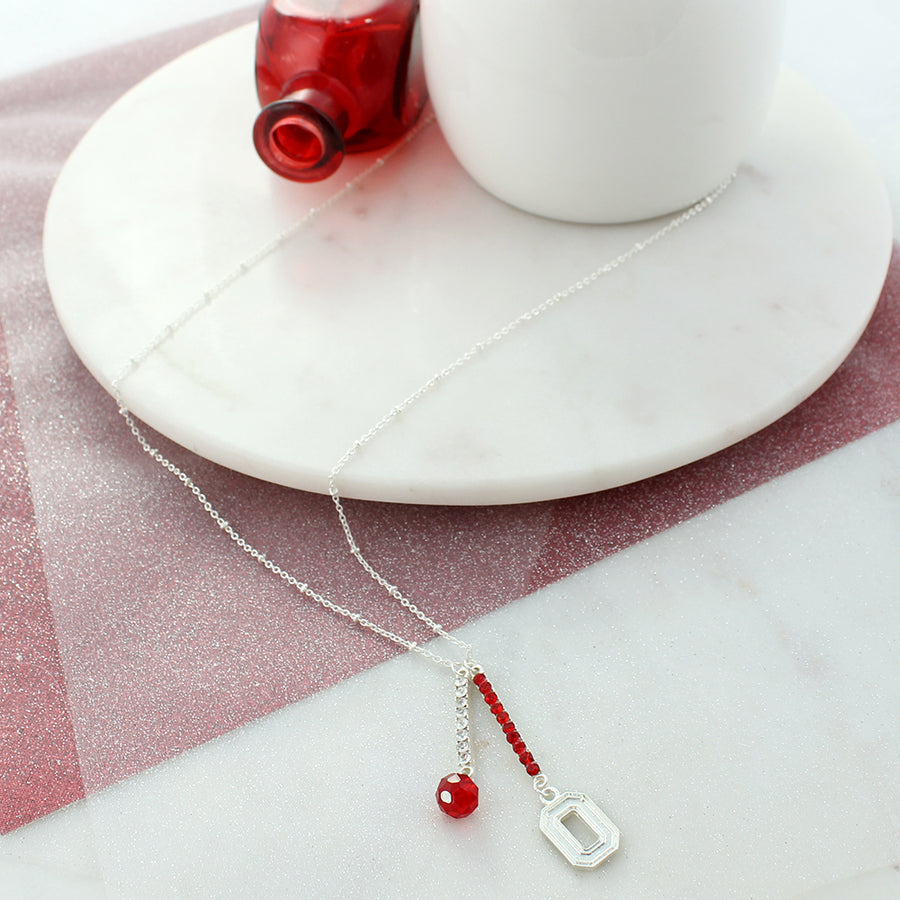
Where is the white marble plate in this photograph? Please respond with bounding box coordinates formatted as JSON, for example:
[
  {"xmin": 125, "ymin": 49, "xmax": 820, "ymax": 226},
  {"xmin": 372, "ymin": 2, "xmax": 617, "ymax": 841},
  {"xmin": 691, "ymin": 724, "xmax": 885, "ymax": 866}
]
[{"xmin": 43, "ymin": 25, "xmax": 892, "ymax": 505}]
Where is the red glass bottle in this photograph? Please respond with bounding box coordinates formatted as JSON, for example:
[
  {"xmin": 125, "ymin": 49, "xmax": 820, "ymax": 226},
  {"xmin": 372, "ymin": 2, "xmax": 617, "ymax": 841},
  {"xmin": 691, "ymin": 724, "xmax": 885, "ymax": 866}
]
[{"xmin": 253, "ymin": 0, "xmax": 426, "ymax": 182}]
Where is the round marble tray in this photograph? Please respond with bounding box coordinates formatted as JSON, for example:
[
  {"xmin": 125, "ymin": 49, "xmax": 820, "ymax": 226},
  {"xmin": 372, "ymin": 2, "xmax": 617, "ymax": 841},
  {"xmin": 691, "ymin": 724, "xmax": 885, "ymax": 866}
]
[{"xmin": 43, "ymin": 25, "xmax": 892, "ymax": 505}]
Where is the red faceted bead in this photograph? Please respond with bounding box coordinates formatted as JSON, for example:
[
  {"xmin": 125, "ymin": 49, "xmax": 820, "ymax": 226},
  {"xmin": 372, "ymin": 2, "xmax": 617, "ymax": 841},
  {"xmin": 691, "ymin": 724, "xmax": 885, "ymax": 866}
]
[
  {"xmin": 478, "ymin": 680, "xmax": 492, "ymax": 695},
  {"xmin": 512, "ymin": 740, "xmax": 526, "ymax": 755},
  {"xmin": 473, "ymin": 673, "xmax": 487, "ymax": 687},
  {"xmin": 519, "ymin": 751, "xmax": 534, "ymax": 765},
  {"xmin": 484, "ymin": 691, "xmax": 498, "ymax": 705},
  {"xmin": 489, "ymin": 702, "xmax": 504, "ymax": 716},
  {"xmin": 436, "ymin": 773, "xmax": 479, "ymax": 818},
  {"xmin": 495, "ymin": 710, "xmax": 510, "ymax": 725},
  {"xmin": 525, "ymin": 762, "xmax": 540, "ymax": 776},
  {"xmin": 505, "ymin": 730, "xmax": 521, "ymax": 745},
  {"xmin": 501, "ymin": 720, "xmax": 516, "ymax": 734}
]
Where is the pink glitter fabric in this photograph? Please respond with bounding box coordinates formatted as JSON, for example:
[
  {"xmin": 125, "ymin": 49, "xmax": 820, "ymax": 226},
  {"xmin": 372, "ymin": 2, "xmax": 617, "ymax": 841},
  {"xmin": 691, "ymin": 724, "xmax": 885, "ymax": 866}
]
[
  {"xmin": 1, "ymin": 12, "xmax": 899, "ymax": 832},
  {"xmin": 0, "ymin": 323, "xmax": 85, "ymax": 830}
]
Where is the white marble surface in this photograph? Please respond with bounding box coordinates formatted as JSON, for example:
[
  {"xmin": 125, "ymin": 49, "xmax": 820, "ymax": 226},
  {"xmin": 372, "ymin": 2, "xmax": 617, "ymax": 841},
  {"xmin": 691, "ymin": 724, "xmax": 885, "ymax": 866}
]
[
  {"xmin": 2, "ymin": 1, "xmax": 900, "ymax": 898},
  {"xmin": 42, "ymin": 28, "xmax": 892, "ymax": 504}
]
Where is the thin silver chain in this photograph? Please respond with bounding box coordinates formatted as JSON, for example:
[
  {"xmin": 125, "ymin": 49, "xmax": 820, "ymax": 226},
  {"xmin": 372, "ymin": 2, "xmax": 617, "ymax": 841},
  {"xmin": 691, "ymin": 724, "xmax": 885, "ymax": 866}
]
[
  {"xmin": 112, "ymin": 115, "xmax": 735, "ymax": 672},
  {"xmin": 326, "ymin": 173, "xmax": 735, "ymax": 652}
]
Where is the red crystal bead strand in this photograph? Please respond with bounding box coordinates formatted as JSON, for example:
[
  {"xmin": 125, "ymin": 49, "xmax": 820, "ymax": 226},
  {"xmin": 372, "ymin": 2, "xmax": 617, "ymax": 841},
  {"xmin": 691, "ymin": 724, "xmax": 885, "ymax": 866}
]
[{"xmin": 473, "ymin": 672, "xmax": 541, "ymax": 777}]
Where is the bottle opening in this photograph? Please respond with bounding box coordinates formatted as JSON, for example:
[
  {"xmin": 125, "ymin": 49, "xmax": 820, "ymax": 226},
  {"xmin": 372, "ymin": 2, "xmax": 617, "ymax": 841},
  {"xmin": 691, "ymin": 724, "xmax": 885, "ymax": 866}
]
[
  {"xmin": 253, "ymin": 100, "xmax": 345, "ymax": 182},
  {"xmin": 271, "ymin": 118, "xmax": 325, "ymax": 167}
]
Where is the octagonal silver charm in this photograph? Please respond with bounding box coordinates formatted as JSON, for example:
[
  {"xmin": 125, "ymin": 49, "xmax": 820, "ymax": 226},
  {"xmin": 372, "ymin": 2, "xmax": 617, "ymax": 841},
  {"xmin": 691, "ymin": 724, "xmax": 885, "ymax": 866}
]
[{"xmin": 539, "ymin": 792, "xmax": 619, "ymax": 869}]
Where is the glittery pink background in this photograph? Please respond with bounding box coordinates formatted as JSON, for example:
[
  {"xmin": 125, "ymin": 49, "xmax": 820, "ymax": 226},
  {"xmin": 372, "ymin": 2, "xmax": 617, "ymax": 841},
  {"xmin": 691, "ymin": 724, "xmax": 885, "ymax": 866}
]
[{"xmin": 2, "ymin": 11, "xmax": 899, "ymax": 833}]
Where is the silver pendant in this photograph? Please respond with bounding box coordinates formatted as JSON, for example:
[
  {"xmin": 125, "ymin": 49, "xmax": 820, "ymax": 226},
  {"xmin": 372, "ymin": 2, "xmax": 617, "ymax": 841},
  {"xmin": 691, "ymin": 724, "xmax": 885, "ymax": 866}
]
[{"xmin": 539, "ymin": 790, "xmax": 620, "ymax": 869}]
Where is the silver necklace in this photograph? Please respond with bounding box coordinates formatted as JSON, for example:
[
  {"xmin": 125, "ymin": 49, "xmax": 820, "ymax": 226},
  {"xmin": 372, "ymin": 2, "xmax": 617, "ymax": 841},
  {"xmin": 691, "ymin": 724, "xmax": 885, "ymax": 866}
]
[{"xmin": 111, "ymin": 117, "xmax": 734, "ymax": 868}]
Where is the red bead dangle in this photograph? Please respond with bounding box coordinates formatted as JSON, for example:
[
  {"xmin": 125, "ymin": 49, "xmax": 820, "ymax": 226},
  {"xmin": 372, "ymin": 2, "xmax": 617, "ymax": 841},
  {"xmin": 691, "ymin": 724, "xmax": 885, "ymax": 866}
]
[
  {"xmin": 436, "ymin": 773, "xmax": 479, "ymax": 818},
  {"xmin": 437, "ymin": 667, "xmax": 479, "ymax": 818}
]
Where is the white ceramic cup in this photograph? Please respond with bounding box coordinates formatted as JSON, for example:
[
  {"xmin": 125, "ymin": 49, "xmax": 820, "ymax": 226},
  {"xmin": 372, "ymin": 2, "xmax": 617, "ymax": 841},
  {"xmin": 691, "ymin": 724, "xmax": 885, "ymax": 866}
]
[{"xmin": 421, "ymin": 0, "xmax": 787, "ymax": 223}]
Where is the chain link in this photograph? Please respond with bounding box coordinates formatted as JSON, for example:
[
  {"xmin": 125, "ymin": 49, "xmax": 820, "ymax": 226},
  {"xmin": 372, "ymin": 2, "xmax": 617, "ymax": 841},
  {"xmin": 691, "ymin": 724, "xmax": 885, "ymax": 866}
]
[
  {"xmin": 532, "ymin": 773, "xmax": 561, "ymax": 804},
  {"xmin": 112, "ymin": 116, "xmax": 735, "ymax": 672}
]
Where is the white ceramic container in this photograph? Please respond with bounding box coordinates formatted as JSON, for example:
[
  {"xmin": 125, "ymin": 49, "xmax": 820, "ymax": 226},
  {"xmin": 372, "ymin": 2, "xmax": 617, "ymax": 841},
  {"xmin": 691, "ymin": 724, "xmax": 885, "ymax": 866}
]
[{"xmin": 421, "ymin": 0, "xmax": 787, "ymax": 223}]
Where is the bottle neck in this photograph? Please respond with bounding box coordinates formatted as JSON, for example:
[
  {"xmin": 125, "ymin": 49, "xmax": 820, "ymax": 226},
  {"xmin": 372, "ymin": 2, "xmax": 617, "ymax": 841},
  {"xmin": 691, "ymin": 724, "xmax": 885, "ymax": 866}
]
[{"xmin": 253, "ymin": 81, "xmax": 354, "ymax": 182}]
